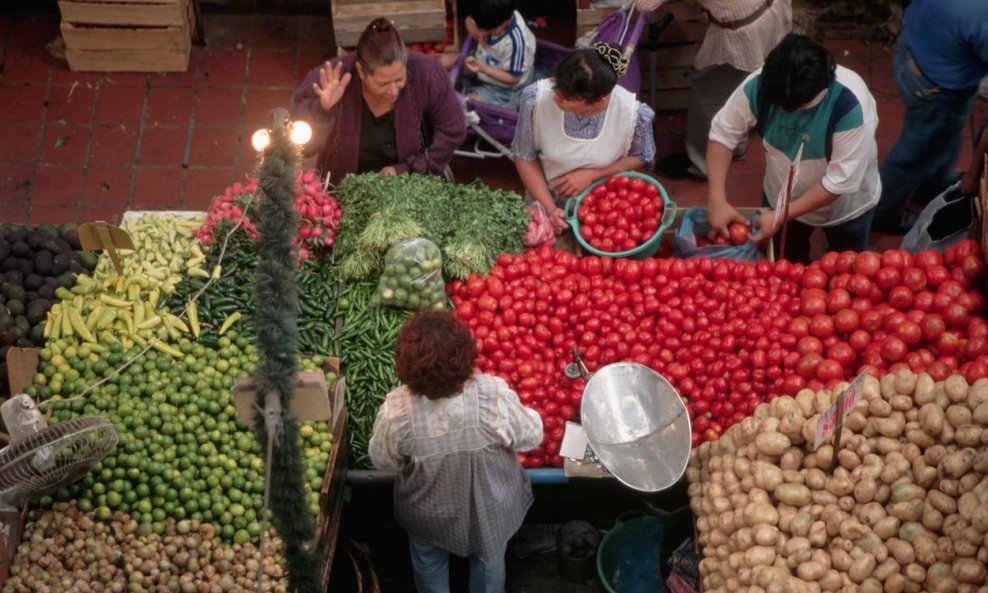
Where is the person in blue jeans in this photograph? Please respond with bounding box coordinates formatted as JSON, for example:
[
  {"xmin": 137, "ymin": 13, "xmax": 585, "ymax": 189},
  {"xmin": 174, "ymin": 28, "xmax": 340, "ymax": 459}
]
[
  {"xmin": 872, "ymin": 0, "xmax": 988, "ymax": 235},
  {"xmin": 369, "ymin": 311, "xmax": 543, "ymax": 593}
]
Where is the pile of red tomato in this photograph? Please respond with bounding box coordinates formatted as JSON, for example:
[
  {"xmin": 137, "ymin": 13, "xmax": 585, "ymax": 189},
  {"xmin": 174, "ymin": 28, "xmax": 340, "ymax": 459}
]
[
  {"xmin": 448, "ymin": 240, "xmax": 987, "ymax": 467},
  {"xmin": 576, "ymin": 174, "xmax": 664, "ymax": 253}
]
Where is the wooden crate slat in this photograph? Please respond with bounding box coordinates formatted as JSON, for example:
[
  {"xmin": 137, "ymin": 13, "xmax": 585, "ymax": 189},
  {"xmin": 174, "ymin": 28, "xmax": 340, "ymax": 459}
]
[
  {"xmin": 335, "ymin": 26, "xmax": 446, "ymax": 47},
  {"xmin": 333, "ymin": 8, "xmax": 443, "ymax": 26},
  {"xmin": 333, "ymin": 0, "xmax": 440, "ymax": 12},
  {"xmin": 58, "ymin": 0, "xmax": 188, "ymax": 27},
  {"xmin": 649, "ymin": 88, "xmax": 691, "ymax": 111},
  {"xmin": 61, "ymin": 0, "xmax": 183, "ymax": 4},
  {"xmin": 60, "ymin": 21, "xmax": 188, "ymax": 50},
  {"xmin": 647, "ymin": 65, "xmax": 694, "ymax": 91},
  {"xmin": 65, "ymin": 44, "xmax": 191, "ymax": 72},
  {"xmin": 316, "ymin": 408, "xmax": 348, "ymax": 590},
  {"xmin": 576, "ymin": 7, "xmax": 614, "ymax": 27},
  {"xmin": 658, "ymin": 21, "xmax": 707, "ymax": 44},
  {"xmin": 654, "ymin": 43, "xmax": 699, "ymax": 68}
]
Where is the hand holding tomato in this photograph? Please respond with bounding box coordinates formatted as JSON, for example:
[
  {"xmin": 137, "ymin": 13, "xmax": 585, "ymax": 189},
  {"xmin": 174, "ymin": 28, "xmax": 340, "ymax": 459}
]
[
  {"xmin": 727, "ymin": 221, "xmax": 751, "ymax": 246},
  {"xmin": 706, "ymin": 201, "xmax": 745, "ymax": 242},
  {"xmin": 550, "ymin": 169, "xmax": 597, "ymax": 198},
  {"xmin": 750, "ymin": 210, "xmax": 779, "ymax": 244}
]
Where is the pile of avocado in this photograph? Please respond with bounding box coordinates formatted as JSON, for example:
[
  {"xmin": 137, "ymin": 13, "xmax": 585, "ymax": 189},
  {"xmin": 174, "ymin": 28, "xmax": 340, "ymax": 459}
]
[{"xmin": 0, "ymin": 222, "xmax": 99, "ymax": 391}]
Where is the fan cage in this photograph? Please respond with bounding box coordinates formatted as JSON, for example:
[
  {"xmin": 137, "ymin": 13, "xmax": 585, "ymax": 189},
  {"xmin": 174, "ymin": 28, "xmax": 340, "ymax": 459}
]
[{"xmin": 0, "ymin": 416, "xmax": 118, "ymax": 510}]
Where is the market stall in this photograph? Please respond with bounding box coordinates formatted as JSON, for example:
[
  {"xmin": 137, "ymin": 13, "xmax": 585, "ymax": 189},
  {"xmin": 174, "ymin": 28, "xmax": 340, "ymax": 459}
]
[{"xmin": 0, "ymin": 148, "xmax": 986, "ymax": 591}]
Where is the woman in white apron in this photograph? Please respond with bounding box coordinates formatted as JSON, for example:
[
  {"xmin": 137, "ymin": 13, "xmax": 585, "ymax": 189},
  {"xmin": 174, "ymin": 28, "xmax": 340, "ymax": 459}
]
[{"xmin": 512, "ymin": 42, "xmax": 656, "ymax": 238}]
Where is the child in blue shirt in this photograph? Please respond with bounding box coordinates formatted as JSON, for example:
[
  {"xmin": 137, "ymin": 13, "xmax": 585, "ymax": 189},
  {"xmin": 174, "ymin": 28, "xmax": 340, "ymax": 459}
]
[{"xmin": 458, "ymin": 0, "xmax": 537, "ymax": 109}]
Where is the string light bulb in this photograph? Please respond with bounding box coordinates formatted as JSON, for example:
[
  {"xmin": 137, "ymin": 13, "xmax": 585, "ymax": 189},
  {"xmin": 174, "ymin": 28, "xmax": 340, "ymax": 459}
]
[
  {"xmin": 289, "ymin": 121, "xmax": 312, "ymax": 145},
  {"xmin": 251, "ymin": 129, "xmax": 271, "ymax": 152}
]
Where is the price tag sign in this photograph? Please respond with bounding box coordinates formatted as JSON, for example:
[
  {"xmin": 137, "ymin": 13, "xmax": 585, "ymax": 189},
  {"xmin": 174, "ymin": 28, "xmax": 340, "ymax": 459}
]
[
  {"xmin": 813, "ymin": 372, "xmax": 868, "ymax": 451},
  {"xmin": 774, "ymin": 143, "xmax": 803, "ymax": 231}
]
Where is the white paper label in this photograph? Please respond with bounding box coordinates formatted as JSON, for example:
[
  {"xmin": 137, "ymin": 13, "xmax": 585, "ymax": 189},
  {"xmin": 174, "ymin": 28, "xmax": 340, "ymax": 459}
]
[
  {"xmin": 560, "ymin": 421, "xmax": 590, "ymax": 460},
  {"xmin": 813, "ymin": 372, "xmax": 868, "ymax": 450}
]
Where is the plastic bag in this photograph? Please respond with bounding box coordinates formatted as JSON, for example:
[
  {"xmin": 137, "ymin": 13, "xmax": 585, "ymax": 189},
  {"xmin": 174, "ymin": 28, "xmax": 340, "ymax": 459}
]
[
  {"xmin": 372, "ymin": 238, "xmax": 445, "ymax": 310},
  {"xmin": 525, "ymin": 202, "xmax": 556, "ymax": 247},
  {"xmin": 673, "ymin": 207, "xmax": 764, "ymax": 261},
  {"xmin": 900, "ymin": 181, "xmax": 975, "ymax": 254}
]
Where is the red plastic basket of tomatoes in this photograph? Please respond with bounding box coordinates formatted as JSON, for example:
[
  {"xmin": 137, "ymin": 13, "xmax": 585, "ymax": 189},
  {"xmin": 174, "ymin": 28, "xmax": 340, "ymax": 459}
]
[{"xmin": 564, "ymin": 171, "xmax": 676, "ymax": 259}]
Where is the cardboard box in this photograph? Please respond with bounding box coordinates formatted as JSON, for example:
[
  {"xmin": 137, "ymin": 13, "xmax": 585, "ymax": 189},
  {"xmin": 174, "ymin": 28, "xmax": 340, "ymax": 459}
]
[
  {"xmin": 233, "ymin": 356, "xmax": 343, "ymax": 429},
  {"xmin": 4, "ymin": 348, "xmax": 40, "ymax": 398},
  {"xmin": 58, "ymin": 0, "xmax": 195, "ymax": 72}
]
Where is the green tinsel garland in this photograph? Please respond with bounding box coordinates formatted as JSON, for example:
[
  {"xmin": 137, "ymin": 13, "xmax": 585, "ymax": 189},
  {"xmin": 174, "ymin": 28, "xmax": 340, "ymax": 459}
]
[{"xmin": 252, "ymin": 110, "xmax": 321, "ymax": 593}]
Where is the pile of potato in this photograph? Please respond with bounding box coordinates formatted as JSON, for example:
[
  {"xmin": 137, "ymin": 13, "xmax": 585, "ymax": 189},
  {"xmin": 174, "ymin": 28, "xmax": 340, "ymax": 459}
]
[{"xmin": 686, "ymin": 371, "xmax": 988, "ymax": 593}]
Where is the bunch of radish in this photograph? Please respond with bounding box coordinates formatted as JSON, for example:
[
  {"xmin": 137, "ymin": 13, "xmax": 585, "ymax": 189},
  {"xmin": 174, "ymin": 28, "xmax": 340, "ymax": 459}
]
[{"xmin": 195, "ymin": 170, "xmax": 341, "ymax": 261}]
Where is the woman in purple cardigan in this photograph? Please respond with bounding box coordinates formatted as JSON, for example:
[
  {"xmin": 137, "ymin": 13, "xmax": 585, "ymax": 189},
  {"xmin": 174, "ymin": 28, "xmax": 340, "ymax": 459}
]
[{"xmin": 293, "ymin": 18, "xmax": 466, "ymax": 179}]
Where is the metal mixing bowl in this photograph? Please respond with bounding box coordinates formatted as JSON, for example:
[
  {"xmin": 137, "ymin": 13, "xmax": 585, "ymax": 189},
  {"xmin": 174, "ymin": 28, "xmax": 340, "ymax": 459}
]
[{"xmin": 580, "ymin": 362, "xmax": 692, "ymax": 492}]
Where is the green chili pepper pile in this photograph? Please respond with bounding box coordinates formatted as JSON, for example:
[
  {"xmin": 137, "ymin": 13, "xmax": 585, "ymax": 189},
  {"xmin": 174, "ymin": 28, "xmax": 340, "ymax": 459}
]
[
  {"xmin": 325, "ymin": 281, "xmax": 408, "ymax": 469},
  {"xmin": 168, "ymin": 238, "xmax": 338, "ymax": 356},
  {"xmin": 166, "ymin": 233, "xmax": 257, "ymax": 344}
]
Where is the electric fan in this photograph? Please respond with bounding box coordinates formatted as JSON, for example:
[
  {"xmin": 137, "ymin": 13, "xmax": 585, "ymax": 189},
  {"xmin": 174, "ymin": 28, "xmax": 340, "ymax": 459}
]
[{"xmin": 0, "ymin": 394, "xmax": 118, "ymax": 511}]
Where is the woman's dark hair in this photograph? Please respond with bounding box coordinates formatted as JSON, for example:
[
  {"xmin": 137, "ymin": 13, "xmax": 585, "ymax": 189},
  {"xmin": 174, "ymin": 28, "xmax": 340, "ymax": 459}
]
[
  {"xmin": 760, "ymin": 33, "xmax": 836, "ymax": 112},
  {"xmin": 356, "ymin": 18, "xmax": 407, "ymax": 72},
  {"xmin": 472, "ymin": 0, "xmax": 514, "ymax": 30},
  {"xmin": 395, "ymin": 311, "xmax": 477, "ymax": 400},
  {"xmin": 552, "ymin": 45, "xmax": 620, "ymax": 102}
]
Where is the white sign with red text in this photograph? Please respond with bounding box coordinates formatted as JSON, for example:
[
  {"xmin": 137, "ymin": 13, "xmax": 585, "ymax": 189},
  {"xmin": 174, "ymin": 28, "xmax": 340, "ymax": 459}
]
[{"xmin": 813, "ymin": 372, "xmax": 867, "ymax": 450}]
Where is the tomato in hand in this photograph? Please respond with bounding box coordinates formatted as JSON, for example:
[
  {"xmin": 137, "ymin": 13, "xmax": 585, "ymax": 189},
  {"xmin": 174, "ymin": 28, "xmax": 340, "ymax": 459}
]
[{"xmin": 727, "ymin": 221, "xmax": 750, "ymax": 246}]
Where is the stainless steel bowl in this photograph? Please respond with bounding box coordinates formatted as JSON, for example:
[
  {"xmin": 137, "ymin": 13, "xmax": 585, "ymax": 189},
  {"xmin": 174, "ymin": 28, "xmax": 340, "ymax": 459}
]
[{"xmin": 580, "ymin": 362, "xmax": 691, "ymax": 492}]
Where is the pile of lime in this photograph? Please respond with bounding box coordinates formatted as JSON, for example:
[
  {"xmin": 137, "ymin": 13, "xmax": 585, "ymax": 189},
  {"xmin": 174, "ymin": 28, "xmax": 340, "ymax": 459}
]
[{"xmin": 33, "ymin": 332, "xmax": 335, "ymax": 544}]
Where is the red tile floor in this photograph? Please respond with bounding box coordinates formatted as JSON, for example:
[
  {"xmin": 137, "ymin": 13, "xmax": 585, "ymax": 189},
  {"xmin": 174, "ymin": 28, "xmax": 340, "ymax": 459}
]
[{"xmin": 1, "ymin": 11, "xmax": 986, "ymax": 254}]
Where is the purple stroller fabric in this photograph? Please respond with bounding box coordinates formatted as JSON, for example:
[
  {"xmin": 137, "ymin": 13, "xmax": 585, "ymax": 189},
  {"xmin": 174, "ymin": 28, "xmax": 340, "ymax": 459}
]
[
  {"xmin": 593, "ymin": 9, "xmax": 642, "ymax": 94},
  {"xmin": 452, "ymin": 7, "xmax": 647, "ymax": 150}
]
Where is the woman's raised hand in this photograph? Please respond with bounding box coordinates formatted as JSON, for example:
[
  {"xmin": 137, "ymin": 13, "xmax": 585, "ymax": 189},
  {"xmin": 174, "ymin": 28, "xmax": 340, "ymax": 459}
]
[{"xmin": 313, "ymin": 61, "xmax": 352, "ymax": 112}]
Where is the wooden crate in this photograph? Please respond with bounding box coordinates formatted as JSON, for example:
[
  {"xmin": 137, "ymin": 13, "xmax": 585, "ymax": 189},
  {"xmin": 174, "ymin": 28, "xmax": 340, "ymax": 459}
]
[
  {"xmin": 58, "ymin": 0, "xmax": 194, "ymax": 72},
  {"xmin": 331, "ymin": 0, "xmax": 446, "ymax": 48},
  {"xmin": 335, "ymin": 0, "xmax": 458, "ymax": 60},
  {"xmin": 317, "ymin": 407, "xmax": 348, "ymax": 589}
]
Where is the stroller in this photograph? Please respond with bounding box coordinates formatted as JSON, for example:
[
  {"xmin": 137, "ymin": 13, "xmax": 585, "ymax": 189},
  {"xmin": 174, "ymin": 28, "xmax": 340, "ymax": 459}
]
[{"xmin": 448, "ymin": 3, "xmax": 660, "ymax": 160}]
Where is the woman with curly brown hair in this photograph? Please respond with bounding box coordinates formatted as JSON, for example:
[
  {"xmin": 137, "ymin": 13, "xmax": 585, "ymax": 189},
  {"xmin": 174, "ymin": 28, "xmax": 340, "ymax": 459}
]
[{"xmin": 369, "ymin": 311, "xmax": 542, "ymax": 593}]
